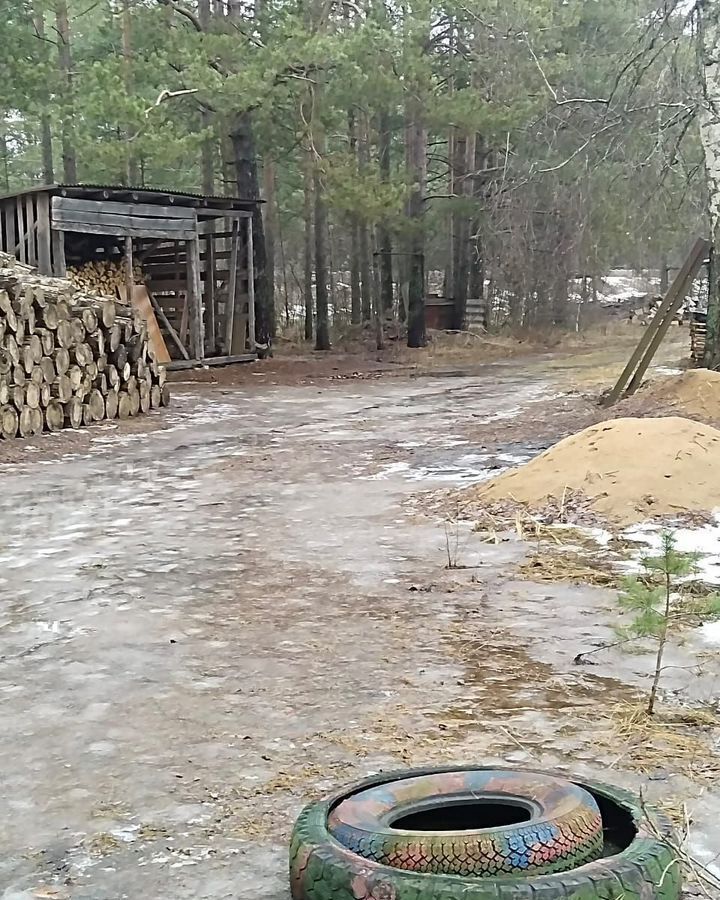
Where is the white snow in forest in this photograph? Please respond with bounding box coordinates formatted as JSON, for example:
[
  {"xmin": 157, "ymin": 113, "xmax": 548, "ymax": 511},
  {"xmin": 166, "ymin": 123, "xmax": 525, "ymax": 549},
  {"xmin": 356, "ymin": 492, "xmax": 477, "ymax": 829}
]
[{"xmin": 616, "ymin": 516, "xmax": 720, "ymax": 586}]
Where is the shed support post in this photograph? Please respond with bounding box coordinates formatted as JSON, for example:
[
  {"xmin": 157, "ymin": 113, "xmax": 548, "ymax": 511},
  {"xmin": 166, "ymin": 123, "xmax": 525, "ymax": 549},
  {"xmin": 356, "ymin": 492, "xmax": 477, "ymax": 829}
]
[
  {"xmin": 51, "ymin": 229, "xmax": 66, "ymax": 276},
  {"xmin": 205, "ymin": 228, "xmax": 216, "ymax": 354},
  {"xmin": 225, "ymin": 220, "xmax": 239, "ymax": 353},
  {"xmin": 16, "ymin": 200, "xmax": 26, "ymax": 263},
  {"xmin": 36, "ymin": 193, "xmax": 52, "ymax": 275},
  {"xmin": 246, "ymin": 215, "xmax": 256, "ymax": 351},
  {"xmin": 4, "ymin": 202, "xmax": 16, "ymax": 261},
  {"xmin": 187, "ymin": 236, "xmax": 204, "ymax": 360},
  {"xmin": 125, "ymin": 235, "xmax": 134, "ymax": 303}
]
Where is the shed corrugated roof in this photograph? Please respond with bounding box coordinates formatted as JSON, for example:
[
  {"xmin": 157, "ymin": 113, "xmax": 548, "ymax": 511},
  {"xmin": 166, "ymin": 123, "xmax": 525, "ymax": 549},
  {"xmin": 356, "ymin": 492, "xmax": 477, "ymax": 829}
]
[{"xmin": 0, "ymin": 183, "xmax": 258, "ymax": 210}]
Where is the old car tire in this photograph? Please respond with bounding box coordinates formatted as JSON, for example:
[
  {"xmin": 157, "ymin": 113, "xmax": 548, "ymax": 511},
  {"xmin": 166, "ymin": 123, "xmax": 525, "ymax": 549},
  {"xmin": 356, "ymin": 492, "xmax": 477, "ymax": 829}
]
[
  {"xmin": 327, "ymin": 769, "xmax": 603, "ymax": 877},
  {"xmin": 290, "ymin": 766, "xmax": 681, "ymax": 900}
]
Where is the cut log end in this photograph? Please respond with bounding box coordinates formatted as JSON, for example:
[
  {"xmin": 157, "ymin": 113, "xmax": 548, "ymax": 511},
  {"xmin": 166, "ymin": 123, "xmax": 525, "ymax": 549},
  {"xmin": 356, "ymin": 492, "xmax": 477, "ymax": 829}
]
[
  {"xmin": 0, "ymin": 404, "xmax": 18, "ymax": 439},
  {"xmin": 45, "ymin": 400, "xmax": 64, "ymax": 432},
  {"xmin": 64, "ymin": 397, "xmax": 83, "ymax": 429}
]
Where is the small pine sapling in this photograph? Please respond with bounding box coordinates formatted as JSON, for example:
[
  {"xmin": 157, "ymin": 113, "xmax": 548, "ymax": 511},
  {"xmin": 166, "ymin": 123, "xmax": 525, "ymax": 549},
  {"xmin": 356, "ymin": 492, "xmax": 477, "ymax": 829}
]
[{"xmin": 617, "ymin": 531, "xmax": 720, "ymax": 716}]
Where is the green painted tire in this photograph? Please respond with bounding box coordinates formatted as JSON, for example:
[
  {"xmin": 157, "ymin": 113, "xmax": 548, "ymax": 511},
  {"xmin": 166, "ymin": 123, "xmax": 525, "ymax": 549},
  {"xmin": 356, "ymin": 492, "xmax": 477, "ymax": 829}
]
[
  {"xmin": 290, "ymin": 766, "xmax": 681, "ymax": 900},
  {"xmin": 327, "ymin": 769, "xmax": 603, "ymax": 876}
]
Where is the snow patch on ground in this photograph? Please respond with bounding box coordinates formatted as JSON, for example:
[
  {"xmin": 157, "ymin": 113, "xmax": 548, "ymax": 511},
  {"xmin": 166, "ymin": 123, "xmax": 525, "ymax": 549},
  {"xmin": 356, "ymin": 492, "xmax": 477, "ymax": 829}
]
[
  {"xmin": 689, "ymin": 836, "xmax": 720, "ymax": 879},
  {"xmin": 700, "ymin": 620, "xmax": 720, "ymax": 646},
  {"xmin": 368, "ymin": 452, "xmax": 530, "ymax": 485},
  {"xmin": 619, "ymin": 516, "xmax": 720, "ymax": 586}
]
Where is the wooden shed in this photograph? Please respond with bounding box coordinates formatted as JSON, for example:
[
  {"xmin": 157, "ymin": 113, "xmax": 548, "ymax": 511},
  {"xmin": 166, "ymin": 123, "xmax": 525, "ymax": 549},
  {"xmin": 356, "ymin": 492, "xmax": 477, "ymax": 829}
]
[{"xmin": 0, "ymin": 184, "xmax": 259, "ymax": 367}]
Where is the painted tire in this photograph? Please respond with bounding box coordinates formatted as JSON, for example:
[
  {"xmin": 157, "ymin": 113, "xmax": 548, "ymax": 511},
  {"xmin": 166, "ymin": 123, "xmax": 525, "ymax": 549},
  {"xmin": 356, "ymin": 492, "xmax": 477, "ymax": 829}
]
[
  {"xmin": 290, "ymin": 766, "xmax": 682, "ymax": 900},
  {"xmin": 327, "ymin": 769, "xmax": 603, "ymax": 877}
]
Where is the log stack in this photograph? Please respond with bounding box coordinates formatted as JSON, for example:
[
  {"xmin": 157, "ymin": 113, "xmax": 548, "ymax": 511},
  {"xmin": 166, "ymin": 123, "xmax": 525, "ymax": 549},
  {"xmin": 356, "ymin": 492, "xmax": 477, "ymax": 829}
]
[
  {"xmin": 690, "ymin": 312, "xmax": 707, "ymax": 364},
  {"xmin": 67, "ymin": 259, "xmax": 143, "ymax": 295},
  {"xmin": 0, "ymin": 252, "xmax": 168, "ymax": 440}
]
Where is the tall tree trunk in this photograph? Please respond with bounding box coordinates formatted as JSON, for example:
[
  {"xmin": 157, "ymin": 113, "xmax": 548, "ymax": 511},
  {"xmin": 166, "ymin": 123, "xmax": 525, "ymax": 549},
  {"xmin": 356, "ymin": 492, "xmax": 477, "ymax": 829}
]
[
  {"xmin": 198, "ymin": 0, "xmax": 215, "ymax": 195},
  {"xmin": 377, "ymin": 108, "xmax": 394, "ymax": 317},
  {"xmin": 200, "ymin": 116, "xmax": 215, "ymax": 195},
  {"xmin": 262, "ymin": 157, "xmax": 277, "ymax": 338},
  {"xmin": 405, "ymin": 95, "xmax": 426, "ymax": 348},
  {"xmin": 359, "ymin": 224, "xmax": 372, "ymax": 322},
  {"xmin": 349, "ymin": 222, "xmax": 361, "ymax": 324},
  {"xmin": 33, "ymin": 0, "xmax": 54, "ymax": 183},
  {"xmin": 308, "ymin": 69, "xmax": 330, "ymax": 349},
  {"xmin": 303, "ymin": 147, "xmax": 314, "ymax": 341},
  {"xmin": 121, "ymin": 0, "xmax": 139, "ymax": 185},
  {"xmin": 700, "ymin": 2, "xmax": 720, "ymax": 369},
  {"xmin": 0, "ymin": 130, "xmax": 9, "ymax": 192},
  {"xmin": 230, "ymin": 111, "xmax": 272, "ymax": 346},
  {"xmin": 347, "ymin": 110, "xmax": 361, "ymax": 324},
  {"xmin": 468, "ymin": 135, "xmax": 485, "ymax": 325},
  {"xmin": 446, "ymin": 127, "xmax": 455, "ymax": 302},
  {"xmin": 451, "ymin": 132, "xmax": 475, "ymax": 330},
  {"xmin": 314, "ymin": 161, "xmax": 331, "ymax": 350},
  {"xmin": 55, "ymin": 0, "xmax": 77, "ymax": 182},
  {"xmin": 358, "ymin": 114, "xmax": 373, "ymax": 323}
]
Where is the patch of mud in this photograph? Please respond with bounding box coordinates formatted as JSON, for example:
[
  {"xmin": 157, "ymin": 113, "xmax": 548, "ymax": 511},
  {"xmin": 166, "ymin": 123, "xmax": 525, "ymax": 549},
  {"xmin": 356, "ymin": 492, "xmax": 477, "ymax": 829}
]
[{"xmin": 1, "ymin": 366, "xmax": 719, "ymax": 898}]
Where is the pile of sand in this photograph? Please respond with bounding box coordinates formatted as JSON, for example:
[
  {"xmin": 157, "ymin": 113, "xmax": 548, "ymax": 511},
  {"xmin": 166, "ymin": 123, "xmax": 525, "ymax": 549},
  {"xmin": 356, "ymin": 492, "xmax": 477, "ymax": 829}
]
[
  {"xmin": 639, "ymin": 370, "xmax": 720, "ymax": 422},
  {"xmin": 473, "ymin": 416, "xmax": 720, "ymax": 525}
]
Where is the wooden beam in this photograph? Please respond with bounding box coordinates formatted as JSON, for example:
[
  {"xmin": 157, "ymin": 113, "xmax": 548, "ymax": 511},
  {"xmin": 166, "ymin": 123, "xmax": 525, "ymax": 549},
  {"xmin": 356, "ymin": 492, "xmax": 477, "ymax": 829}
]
[
  {"xmin": 167, "ymin": 353, "xmax": 257, "ymax": 371},
  {"xmin": 124, "ymin": 235, "xmax": 134, "ymax": 308},
  {"xmin": 603, "ymin": 236, "xmax": 710, "ymax": 406},
  {"xmin": 246, "ymin": 215, "xmax": 256, "ymax": 352},
  {"xmin": 179, "ymin": 293, "xmax": 190, "ymax": 347},
  {"xmin": 225, "ymin": 220, "xmax": 240, "ymax": 353},
  {"xmin": 53, "ymin": 209, "xmax": 194, "ymax": 233},
  {"xmin": 51, "ymin": 229, "xmax": 66, "ymax": 277},
  {"xmin": 129, "ymin": 284, "xmax": 171, "ymax": 364},
  {"xmin": 204, "ymin": 229, "xmax": 216, "ymax": 353},
  {"xmin": 16, "ymin": 199, "xmax": 26, "ymax": 264},
  {"xmin": 3, "ymin": 202, "xmax": 16, "ymax": 258},
  {"xmin": 626, "ymin": 245, "xmax": 710, "ymax": 395},
  {"xmin": 53, "ymin": 220, "xmax": 197, "ymax": 240},
  {"xmin": 36, "ymin": 192, "xmax": 52, "ymax": 275},
  {"xmin": 53, "ymin": 196, "xmax": 197, "ymax": 219},
  {"xmin": 53, "ymin": 207, "xmax": 195, "ymax": 233},
  {"xmin": 186, "ymin": 237, "xmax": 204, "ymax": 360},
  {"xmin": 149, "ymin": 290, "xmax": 190, "ymax": 360},
  {"xmin": 25, "ymin": 195, "xmax": 36, "ymax": 266},
  {"xmin": 197, "ymin": 212, "xmax": 252, "ymax": 233}
]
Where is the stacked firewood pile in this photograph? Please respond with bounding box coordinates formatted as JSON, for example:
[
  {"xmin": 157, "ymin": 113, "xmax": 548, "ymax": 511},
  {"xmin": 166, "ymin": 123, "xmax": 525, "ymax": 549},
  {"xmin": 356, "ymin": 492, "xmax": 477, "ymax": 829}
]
[
  {"xmin": 0, "ymin": 253, "xmax": 168, "ymax": 440},
  {"xmin": 690, "ymin": 312, "xmax": 707, "ymax": 364},
  {"xmin": 67, "ymin": 259, "xmax": 143, "ymax": 295}
]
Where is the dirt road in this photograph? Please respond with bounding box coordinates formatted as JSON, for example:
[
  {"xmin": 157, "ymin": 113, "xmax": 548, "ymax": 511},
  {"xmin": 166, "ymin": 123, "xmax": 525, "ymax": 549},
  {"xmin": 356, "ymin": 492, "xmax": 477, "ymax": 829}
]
[{"xmin": 0, "ymin": 362, "xmax": 717, "ymax": 899}]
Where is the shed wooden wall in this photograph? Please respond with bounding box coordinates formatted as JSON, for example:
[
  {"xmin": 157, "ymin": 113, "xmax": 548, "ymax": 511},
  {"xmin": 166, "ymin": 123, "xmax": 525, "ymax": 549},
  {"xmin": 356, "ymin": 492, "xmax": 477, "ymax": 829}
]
[{"xmin": 0, "ymin": 192, "xmax": 53, "ymax": 275}]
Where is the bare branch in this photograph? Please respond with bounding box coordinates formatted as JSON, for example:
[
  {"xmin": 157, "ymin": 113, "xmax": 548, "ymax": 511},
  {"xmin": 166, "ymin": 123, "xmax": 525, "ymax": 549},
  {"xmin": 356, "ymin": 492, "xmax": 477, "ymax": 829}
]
[
  {"xmin": 156, "ymin": 0, "xmax": 202, "ymax": 31},
  {"xmin": 144, "ymin": 88, "xmax": 199, "ymax": 118}
]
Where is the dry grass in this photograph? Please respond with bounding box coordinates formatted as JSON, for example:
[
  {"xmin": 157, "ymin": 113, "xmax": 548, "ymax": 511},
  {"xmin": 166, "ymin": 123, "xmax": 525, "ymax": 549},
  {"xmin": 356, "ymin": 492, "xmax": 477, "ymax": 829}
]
[
  {"xmin": 594, "ymin": 702, "xmax": 720, "ymax": 783},
  {"xmin": 517, "ymin": 551, "xmax": 618, "ymax": 587}
]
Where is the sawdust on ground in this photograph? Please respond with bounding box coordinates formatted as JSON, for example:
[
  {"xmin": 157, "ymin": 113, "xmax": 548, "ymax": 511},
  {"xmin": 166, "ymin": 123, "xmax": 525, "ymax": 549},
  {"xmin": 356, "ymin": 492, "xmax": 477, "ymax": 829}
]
[{"xmin": 467, "ymin": 416, "xmax": 720, "ymax": 526}]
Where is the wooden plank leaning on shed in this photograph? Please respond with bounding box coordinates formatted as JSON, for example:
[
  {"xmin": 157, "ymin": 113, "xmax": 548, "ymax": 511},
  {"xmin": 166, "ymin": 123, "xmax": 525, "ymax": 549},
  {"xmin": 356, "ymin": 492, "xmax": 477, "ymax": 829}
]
[{"xmin": 117, "ymin": 283, "xmax": 172, "ymax": 364}]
